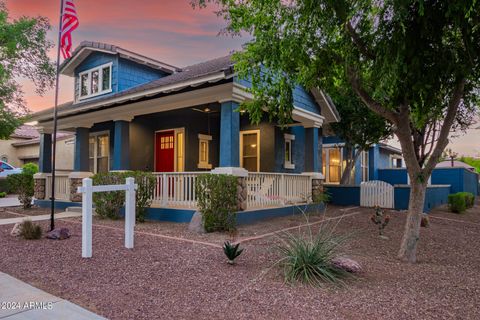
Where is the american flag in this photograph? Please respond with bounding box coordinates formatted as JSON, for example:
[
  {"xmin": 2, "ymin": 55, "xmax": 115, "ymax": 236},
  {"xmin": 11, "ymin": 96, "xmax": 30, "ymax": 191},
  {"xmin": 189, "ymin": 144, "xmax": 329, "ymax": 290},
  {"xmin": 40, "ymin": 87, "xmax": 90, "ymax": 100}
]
[{"xmin": 60, "ymin": 0, "xmax": 79, "ymax": 59}]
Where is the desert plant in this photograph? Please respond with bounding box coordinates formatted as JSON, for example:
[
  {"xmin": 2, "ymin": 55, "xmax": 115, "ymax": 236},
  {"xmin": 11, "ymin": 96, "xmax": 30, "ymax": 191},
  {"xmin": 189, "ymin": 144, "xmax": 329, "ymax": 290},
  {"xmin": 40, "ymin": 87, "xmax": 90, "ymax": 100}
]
[
  {"xmin": 195, "ymin": 174, "xmax": 237, "ymax": 232},
  {"xmin": 19, "ymin": 220, "xmax": 42, "ymax": 240},
  {"xmin": 6, "ymin": 164, "xmax": 38, "ymax": 209},
  {"xmin": 370, "ymin": 206, "xmax": 390, "ymax": 236},
  {"xmin": 125, "ymin": 171, "xmax": 156, "ymax": 222},
  {"xmin": 0, "ymin": 191, "xmax": 6, "ymax": 198},
  {"xmin": 92, "ymin": 172, "xmax": 125, "ymax": 219},
  {"xmin": 421, "ymin": 215, "xmax": 430, "ymax": 228},
  {"xmin": 448, "ymin": 192, "xmax": 474, "ymax": 214},
  {"xmin": 223, "ymin": 241, "xmax": 244, "ymax": 264}
]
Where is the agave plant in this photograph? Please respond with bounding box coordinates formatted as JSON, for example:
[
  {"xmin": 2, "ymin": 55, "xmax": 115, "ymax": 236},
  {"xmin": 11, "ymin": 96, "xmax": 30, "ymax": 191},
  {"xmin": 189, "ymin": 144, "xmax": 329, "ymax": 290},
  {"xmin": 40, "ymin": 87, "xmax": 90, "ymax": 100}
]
[{"xmin": 223, "ymin": 241, "xmax": 244, "ymax": 265}]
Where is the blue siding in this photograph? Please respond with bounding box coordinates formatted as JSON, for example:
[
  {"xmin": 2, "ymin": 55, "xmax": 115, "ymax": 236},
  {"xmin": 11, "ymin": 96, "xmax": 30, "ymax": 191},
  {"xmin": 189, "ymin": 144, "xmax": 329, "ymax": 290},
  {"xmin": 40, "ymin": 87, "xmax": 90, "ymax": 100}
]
[
  {"xmin": 325, "ymin": 185, "xmax": 361, "ymax": 206},
  {"xmin": 117, "ymin": 58, "xmax": 168, "ymax": 92},
  {"xmin": 432, "ymin": 168, "xmax": 479, "ymax": 195},
  {"xmin": 322, "ymin": 136, "xmax": 344, "ymax": 145},
  {"xmin": 394, "ymin": 186, "xmax": 451, "ymax": 212},
  {"xmin": 234, "ymin": 76, "xmax": 321, "ymax": 115},
  {"xmin": 378, "ymin": 169, "xmax": 408, "ymax": 185},
  {"xmin": 274, "ymin": 126, "xmax": 306, "ymax": 173}
]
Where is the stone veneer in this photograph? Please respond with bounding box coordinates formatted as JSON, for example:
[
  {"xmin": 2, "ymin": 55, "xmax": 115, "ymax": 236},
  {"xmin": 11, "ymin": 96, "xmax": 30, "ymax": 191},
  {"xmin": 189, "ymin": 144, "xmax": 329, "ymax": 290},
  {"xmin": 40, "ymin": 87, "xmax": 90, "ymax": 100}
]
[
  {"xmin": 236, "ymin": 177, "xmax": 248, "ymax": 211},
  {"xmin": 34, "ymin": 177, "xmax": 46, "ymax": 200},
  {"xmin": 311, "ymin": 178, "xmax": 324, "ymax": 202},
  {"xmin": 68, "ymin": 172, "xmax": 93, "ymax": 202}
]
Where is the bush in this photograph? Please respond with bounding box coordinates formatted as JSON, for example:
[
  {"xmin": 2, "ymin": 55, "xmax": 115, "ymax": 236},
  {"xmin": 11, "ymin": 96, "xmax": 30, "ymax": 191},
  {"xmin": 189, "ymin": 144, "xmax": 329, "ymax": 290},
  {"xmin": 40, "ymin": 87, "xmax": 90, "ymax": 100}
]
[
  {"xmin": 92, "ymin": 172, "xmax": 125, "ymax": 219},
  {"xmin": 6, "ymin": 165, "xmax": 38, "ymax": 209},
  {"xmin": 0, "ymin": 178, "xmax": 9, "ymax": 193},
  {"xmin": 0, "ymin": 191, "xmax": 6, "ymax": 198},
  {"xmin": 19, "ymin": 220, "xmax": 42, "ymax": 240},
  {"xmin": 448, "ymin": 192, "xmax": 475, "ymax": 214},
  {"xmin": 277, "ymin": 228, "xmax": 349, "ymax": 287},
  {"xmin": 195, "ymin": 174, "xmax": 237, "ymax": 232},
  {"xmin": 92, "ymin": 171, "xmax": 156, "ymax": 222}
]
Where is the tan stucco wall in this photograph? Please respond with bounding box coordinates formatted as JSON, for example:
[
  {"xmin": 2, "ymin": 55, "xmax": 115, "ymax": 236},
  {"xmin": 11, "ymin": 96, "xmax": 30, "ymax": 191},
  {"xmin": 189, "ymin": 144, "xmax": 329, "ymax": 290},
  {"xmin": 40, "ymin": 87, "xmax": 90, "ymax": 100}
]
[{"xmin": 0, "ymin": 138, "xmax": 24, "ymax": 167}]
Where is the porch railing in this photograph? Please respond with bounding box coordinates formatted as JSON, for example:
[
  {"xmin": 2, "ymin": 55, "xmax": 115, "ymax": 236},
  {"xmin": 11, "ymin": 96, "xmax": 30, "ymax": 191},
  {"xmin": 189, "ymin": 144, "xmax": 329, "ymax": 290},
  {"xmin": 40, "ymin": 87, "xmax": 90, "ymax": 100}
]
[
  {"xmin": 45, "ymin": 173, "xmax": 70, "ymax": 201},
  {"xmin": 245, "ymin": 173, "xmax": 312, "ymax": 208},
  {"xmin": 151, "ymin": 172, "xmax": 201, "ymax": 208}
]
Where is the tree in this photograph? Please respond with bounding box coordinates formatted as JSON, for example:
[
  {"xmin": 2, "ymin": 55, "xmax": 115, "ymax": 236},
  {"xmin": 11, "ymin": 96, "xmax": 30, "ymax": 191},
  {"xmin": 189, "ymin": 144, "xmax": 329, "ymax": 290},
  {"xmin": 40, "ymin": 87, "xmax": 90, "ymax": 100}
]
[
  {"xmin": 329, "ymin": 89, "xmax": 392, "ymax": 184},
  {"xmin": 195, "ymin": 0, "xmax": 480, "ymax": 262},
  {"xmin": 0, "ymin": 1, "xmax": 54, "ymax": 138}
]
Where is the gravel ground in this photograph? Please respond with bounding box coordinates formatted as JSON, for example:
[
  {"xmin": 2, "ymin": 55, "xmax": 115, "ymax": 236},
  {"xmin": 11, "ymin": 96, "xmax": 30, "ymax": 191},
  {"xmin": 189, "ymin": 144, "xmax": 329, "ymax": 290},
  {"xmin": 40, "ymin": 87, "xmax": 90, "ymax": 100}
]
[{"xmin": 0, "ymin": 202, "xmax": 479, "ymax": 320}]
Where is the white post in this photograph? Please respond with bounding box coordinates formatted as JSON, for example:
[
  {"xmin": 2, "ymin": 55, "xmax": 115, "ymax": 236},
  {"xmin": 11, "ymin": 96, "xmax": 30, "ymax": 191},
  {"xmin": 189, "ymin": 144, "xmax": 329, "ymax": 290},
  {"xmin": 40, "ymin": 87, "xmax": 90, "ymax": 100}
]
[
  {"xmin": 81, "ymin": 178, "xmax": 93, "ymax": 258},
  {"xmin": 161, "ymin": 173, "xmax": 168, "ymax": 206},
  {"xmin": 125, "ymin": 177, "xmax": 136, "ymax": 249}
]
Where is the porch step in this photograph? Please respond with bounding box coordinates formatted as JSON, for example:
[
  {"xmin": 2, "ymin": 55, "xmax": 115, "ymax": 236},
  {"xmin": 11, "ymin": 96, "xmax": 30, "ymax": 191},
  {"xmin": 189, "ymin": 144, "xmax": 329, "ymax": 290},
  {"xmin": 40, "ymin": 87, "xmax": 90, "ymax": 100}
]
[{"xmin": 65, "ymin": 206, "xmax": 82, "ymax": 213}]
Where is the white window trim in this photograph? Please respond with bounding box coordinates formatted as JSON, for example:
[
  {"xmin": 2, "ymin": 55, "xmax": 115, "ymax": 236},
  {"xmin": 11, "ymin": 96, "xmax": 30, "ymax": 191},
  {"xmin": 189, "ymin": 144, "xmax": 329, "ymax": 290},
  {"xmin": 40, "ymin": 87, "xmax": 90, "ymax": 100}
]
[
  {"xmin": 240, "ymin": 130, "xmax": 261, "ymax": 172},
  {"xmin": 78, "ymin": 62, "xmax": 113, "ymax": 101},
  {"xmin": 89, "ymin": 131, "xmax": 110, "ymax": 174},
  {"xmin": 389, "ymin": 154, "xmax": 404, "ymax": 168},
  {"xmin": 361, "ymin": 150, "xmax": 369, "ymax": 182},
  {"xmin": 197, "ymin": 134, "xmax": 212, "ymax": 169},
  {"xmin": 322, "ymin": 147, "xmax": 344, "ymax": 184},
  {"xmin": 284, "ymin": 133, "xmax": 295, "ymax": 170}
]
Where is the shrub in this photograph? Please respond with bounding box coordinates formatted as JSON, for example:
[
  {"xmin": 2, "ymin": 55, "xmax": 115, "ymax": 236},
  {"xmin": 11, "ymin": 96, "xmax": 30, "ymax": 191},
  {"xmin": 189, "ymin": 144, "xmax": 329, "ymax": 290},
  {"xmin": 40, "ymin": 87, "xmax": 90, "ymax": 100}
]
[
  {"xmin": 92, "ymin": 172, "xmax": 125, "ymax": 219},
  {"xmin": 92, "ymin": 171, "xmax": 156, "ymax": 222},
  {"xmin": 125, "ymin": 171, "xmax": 156, "ymax": 222},
  {"xmin": 6, "ymin": 165, "xmax": 37, "ymax": 209},
  {"xmin": 448, "ymin": 192, "xmax": 475, "ymax": 214},
  {"xmin": 0, "ymin": 178, "xmax": 9, "ymax": 193},
  {"xmin": 0, "ymin": 191, "xmax": 6, "ymax": 198},
  {"xmin": 19, "ymin": 220, "xmax": 42, "ymax": 240},
  {"xmin": 276, "ymin": 223, "xmax": 349, "ymax": 287},
  {"xmin": 195, "ymin": 174, "xmax": 237, "ymax": 232}
]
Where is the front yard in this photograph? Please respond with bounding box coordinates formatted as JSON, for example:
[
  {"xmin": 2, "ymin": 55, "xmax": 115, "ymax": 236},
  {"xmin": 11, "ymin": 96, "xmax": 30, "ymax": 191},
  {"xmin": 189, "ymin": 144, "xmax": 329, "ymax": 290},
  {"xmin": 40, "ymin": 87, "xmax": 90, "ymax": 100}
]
[{"xmin": 0, "ymin": 202, "xmax": 479, "ymax": 319}]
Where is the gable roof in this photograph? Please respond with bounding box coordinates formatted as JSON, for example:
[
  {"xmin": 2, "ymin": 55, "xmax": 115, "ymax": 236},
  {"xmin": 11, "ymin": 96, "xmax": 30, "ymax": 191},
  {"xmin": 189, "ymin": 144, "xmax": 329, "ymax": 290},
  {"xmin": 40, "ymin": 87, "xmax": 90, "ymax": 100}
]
[
  {"xmin": 10, "ymin": 125, "xmax": 40, "ymax": 139},
  {"xmin": 436, "ymin": 160, "xmax": 475, "ymax": 171},
  {"xmin": 60, "ymin": 41, "xmax": 180, "ymax": 76}
]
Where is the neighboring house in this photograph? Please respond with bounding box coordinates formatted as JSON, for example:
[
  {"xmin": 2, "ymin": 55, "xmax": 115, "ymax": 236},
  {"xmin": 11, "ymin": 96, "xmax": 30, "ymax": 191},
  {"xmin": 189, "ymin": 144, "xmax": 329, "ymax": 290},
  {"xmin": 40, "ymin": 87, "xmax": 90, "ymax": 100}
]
[
  {"xmin": 0, "ymin": 125, "xmax": 74, "ymax": 170},
  {"xmin": 321, "ymin": 135, "xmax": 403, "ymax": 185},
  {"xmin": 29, "ymin": 41, "xmax": 341, "ymax": 220},
  {"xmin": 436, "ymin": 160, "xmax": 476, "ymax": 172}
]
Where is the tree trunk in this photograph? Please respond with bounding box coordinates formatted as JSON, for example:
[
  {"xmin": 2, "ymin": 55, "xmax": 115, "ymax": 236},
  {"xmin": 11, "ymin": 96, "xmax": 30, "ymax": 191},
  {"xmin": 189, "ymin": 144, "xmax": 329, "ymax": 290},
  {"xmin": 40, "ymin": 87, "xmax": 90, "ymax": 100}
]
[
  {"xmin": 340, "ymin": 148, "xmax": 361, "ymax": 185},
  {"xmin": 397, "ymin": 180, "xmax": 427, "ymax": 263}
]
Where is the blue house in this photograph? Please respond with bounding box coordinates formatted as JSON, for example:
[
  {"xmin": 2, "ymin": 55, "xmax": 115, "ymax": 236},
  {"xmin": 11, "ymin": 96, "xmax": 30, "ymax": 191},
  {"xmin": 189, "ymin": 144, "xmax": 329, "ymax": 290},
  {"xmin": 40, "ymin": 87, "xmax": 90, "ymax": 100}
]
[{"xmin": 31, "ymin": 41, "xmax": 343, "ymax": 221}]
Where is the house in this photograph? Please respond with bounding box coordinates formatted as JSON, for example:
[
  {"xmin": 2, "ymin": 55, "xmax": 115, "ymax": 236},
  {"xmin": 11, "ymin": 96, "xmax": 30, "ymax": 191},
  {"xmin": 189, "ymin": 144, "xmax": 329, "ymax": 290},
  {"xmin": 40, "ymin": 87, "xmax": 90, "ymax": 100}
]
[
  {"xmin": 436, "ymin": 160, "xmax": 476, "ymax": 172},
  {"xmin": 29, "ymin": 41, "xmax": 343, "ymax": 221},
  {"xmin": 321, "ymin": 135, "xmax": 403, "ymax": 185},
  {"xmin": 0, "ymin": 125, "xmax": 74, "ymax": 170}
]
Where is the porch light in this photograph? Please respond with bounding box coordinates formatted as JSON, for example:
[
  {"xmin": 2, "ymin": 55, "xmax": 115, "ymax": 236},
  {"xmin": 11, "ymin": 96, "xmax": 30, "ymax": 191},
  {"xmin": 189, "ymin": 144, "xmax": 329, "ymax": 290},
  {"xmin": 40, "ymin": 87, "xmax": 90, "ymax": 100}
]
[
  {"xmin": 204, "ymin": 107, "xmax": 211, "ymax": 112},
  {"xmin": 250, "ymin": 144, "xmax": 257, "ymax": 148}
]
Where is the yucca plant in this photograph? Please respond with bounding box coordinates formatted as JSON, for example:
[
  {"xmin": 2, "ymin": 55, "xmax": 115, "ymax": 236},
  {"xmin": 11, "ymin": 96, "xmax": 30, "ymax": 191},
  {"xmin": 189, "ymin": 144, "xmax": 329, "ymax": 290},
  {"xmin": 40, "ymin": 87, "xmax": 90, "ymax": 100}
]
[{"xmin": 223, "ymin": 241, "xmax": 244, "ymax": 265}]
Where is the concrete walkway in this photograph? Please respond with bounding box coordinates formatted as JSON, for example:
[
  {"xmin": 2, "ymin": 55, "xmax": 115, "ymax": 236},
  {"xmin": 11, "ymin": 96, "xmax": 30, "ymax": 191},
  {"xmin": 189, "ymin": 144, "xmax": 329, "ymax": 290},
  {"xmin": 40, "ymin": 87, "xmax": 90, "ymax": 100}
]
[
  {"xmin": 0, "ymin": 196, "xmax": 20, "ymax": 208},
  {"xmin": 0, "ymin": 212, "xmax": 82, "ymax": 226},
  {"xmin": 0, "ymin": 272, "xmax": 106, "ymax": 320}
]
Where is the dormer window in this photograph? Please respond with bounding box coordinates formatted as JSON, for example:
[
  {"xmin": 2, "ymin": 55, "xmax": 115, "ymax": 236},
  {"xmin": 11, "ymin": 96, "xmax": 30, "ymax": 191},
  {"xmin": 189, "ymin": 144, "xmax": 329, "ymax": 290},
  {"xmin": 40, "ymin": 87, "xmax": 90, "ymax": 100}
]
[{"xmin": 78, "ymin": 62, "xmax": 112, "ymax": 100}]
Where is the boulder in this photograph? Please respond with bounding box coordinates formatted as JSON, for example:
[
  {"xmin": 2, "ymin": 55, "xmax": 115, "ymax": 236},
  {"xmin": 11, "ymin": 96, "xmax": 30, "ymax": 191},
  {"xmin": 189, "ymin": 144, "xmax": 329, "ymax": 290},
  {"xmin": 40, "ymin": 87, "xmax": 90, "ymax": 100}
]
[
  {"xmin": 188, "ymin": 211, "xmax": 205, "ymax": 234},
  {"xmin": 10, "ymin": 223, "xmax": 21, "ymax": 237},
  {"xmin": 46, "ymin": 228, "xmax": 71, "ymax": 240},
  {"xmin": 332, "ymin": 257, "xmax": 362, "ymax": 273}
]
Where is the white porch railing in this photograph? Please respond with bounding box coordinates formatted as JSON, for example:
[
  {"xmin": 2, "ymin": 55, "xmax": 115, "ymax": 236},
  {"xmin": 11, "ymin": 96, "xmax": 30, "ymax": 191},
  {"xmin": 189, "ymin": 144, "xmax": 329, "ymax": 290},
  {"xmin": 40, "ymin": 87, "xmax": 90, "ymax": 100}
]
[
  {"xmin": 245, "ymin": 173, "xmax": 312, "ymax": 208},
  {"xmin": 151, "ymin": 172, "xmax": 201, "ymax": 208},
  {"xmin": 45, "ymin": 173, "xmax": 70, "ymax": 201}
]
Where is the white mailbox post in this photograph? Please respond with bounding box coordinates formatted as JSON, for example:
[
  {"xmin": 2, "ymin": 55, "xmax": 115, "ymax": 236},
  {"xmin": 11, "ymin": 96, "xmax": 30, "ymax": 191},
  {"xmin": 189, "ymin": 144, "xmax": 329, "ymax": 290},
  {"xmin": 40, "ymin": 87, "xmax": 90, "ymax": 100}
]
[{"xmin": 77, "ymin": 177, "xmax": 137, "ymax": 258}]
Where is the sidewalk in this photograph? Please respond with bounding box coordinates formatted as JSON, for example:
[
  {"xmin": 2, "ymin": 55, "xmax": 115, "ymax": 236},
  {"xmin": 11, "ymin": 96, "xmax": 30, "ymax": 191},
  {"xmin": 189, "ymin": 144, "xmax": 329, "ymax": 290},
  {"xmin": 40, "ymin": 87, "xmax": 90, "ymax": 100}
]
[
  {"xmin": 0, "ymin": 196, "xmax": 20, "ymax": 208},
  {"xmin": 0, "ymin": 272, "xmax": 106, "ymax": 319},
  {"xmin": 0, "ymin": 212, "xmax": 82, "ymax": 226}
]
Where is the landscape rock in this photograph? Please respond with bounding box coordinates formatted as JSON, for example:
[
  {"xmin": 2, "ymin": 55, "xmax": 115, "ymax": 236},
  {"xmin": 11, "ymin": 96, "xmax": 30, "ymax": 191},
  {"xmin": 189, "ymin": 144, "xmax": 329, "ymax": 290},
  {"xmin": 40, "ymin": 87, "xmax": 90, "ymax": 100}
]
[
  {"xmin": 10, "ymin": 223, "xmax": 21, "ymax": 237},
  {"xmin": 46, "ymin": 228, "xmax": 71, "ymax": 240},
  {"xmin": 332, "ymin": 257, "xmax": 362, "ymax": 273},
  {"xmin": 188, "ymin": 211, "xmax": 205, "ymax": 234}
]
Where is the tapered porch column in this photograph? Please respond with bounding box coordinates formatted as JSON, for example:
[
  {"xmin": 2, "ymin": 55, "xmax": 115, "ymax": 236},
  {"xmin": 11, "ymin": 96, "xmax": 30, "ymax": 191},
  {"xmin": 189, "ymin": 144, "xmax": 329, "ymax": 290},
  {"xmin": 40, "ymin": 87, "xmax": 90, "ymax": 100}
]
[
  {"xmin": 74, "ymin": 127, "xmax": 90, "ymax": 172},
  {"xmin": 369, "ymin": 144, "xmax": 380, "ymax": 180},
  {"xmin": 219, "ymin": 101, "xmax": 240, "ymax": 167},
  {"xmin": 304, "ymin": 127, "xmax": 320, "ymax": 172},
  {"xmin": 113, "ymin": 120, "xmax": 130, "ymax": 171},
  {"xmin": 38, "ymin": 133, "xmax": 52, "ymax": 173}
]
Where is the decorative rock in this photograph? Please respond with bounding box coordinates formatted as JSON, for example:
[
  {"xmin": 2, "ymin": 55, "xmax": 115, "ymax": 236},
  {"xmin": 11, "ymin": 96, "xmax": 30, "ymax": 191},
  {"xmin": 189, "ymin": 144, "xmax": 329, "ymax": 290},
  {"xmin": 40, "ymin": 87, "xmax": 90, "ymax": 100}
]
[
  {"xmin": 332, "ymin": 257, "xmax": 362, "ymax": 273},
  {"xmin": 188, "ymin": 211, "xmax": 206, "ymax": 234},
  {"xmin": 46, "ymin": 228, "xmax": 71, "ymax": 240},
  {"xmin": 421, "ymin": 214, "xmax": 430, "ymax": 228},
  {"xmin": 11, "ymin": 223, "xmax": 21, "ymax": 237}
]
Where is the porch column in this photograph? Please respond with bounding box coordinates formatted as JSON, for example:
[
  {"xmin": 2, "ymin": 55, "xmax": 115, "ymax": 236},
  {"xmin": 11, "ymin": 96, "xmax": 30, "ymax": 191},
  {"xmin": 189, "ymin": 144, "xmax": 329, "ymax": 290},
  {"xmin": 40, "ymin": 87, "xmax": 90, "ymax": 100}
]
[
  {"xmin": 219, "ymin": 101, "xmax": 240, "ymax": 167},
  {"xmin": 74, "ymin": 127, "xmax": 90, "ymax": 172},
  {"xmin": 304, "ymin": 127, "xmax": 320, "ymax": 172},
  {"xmin": 38, "ymin": 133, "xmax": 52, "ymax": 173},
  {"xmin": 113, "ymin": 120, "xmax": 130, "ymax": 171},
  {"xmin": 369, "ymin": 144, "xmax": 380, "ymax": 180}
]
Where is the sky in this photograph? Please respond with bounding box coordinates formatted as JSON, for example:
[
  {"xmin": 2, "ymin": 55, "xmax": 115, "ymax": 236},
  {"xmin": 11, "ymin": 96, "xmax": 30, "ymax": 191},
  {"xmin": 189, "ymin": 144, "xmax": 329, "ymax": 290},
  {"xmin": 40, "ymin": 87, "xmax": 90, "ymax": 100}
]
[{"xmin": 6, "ymin": 0, "xmax": 480, "ymax": 157}]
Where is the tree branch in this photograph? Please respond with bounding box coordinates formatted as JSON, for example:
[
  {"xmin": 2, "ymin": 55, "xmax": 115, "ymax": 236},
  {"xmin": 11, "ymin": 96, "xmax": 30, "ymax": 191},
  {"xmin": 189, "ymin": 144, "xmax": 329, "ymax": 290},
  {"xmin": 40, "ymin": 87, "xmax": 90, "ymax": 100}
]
[{"xmin": 345, "ymin": 21, "xmax": 376, "ymax": 60}]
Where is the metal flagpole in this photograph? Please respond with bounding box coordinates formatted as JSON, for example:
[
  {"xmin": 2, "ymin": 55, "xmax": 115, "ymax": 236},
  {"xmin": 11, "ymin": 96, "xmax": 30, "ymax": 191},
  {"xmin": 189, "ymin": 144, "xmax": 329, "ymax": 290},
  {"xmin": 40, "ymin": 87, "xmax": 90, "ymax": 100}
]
[{"xmin": 50, "ymin": 0, "xmax": 65, "ymax": 231}]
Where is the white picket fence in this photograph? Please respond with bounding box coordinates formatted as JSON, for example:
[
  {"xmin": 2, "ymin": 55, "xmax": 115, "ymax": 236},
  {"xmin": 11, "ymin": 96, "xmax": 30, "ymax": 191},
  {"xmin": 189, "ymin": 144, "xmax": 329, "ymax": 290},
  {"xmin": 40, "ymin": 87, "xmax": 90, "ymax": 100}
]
[
  {"xmin": 360, "ymin": 180, "xmax": 394, "ymax": 209},
  {"xmin": 151, "ymin": 172, "xmax": 200, "ymax": 208},
  {"xmin": 45, "ymin": 173, "xmax": 70, "ymax": 201},
  {"xmin": 245, "ymin": 173, "xmax": 311, "ymax": 208}
]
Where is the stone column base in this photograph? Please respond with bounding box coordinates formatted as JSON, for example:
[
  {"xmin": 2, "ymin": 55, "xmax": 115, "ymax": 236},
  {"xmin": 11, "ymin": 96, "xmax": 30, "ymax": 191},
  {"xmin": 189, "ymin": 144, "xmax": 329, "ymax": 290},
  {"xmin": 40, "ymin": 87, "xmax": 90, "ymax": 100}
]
[
  {"xmin": 69, "ymin": 172, "xmax": 93, "ymax": 202},
  {"xmin": 33, "ymin": 173, "xmax": 48, "ymax": 200},
  {"xmin": 211, "ymin": 167, "xmax": 249, "ymax": 211}
]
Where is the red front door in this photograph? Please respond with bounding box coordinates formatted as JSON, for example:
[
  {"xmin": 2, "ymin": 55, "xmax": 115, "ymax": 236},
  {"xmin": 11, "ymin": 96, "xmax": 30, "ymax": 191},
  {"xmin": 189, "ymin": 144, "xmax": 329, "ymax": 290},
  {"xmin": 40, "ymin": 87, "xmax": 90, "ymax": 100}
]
[{"xmin": 155, "ymin": 131, "xmax": 175, "ymax": 172}]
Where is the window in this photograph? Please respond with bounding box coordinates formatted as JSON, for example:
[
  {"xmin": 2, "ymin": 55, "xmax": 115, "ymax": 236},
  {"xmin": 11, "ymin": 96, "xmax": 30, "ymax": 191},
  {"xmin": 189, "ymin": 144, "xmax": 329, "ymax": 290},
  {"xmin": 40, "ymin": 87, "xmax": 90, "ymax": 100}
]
[
  {"xmin": 390, "ymin": 155, "xmax": 403, "ymax": 168},
  {"xmin": 78, "ymin": 62, "xmax": 112, "ymax": 100},
  {"xmin": 197, "ymin": 134, "xmax": 212, "ymax": 169},
  {"xmin": 322, "ymin": 147, "xmax": 344, "ymax": 184},
  {"xmin": 284, "ymin": 134, "xmax": 295, "ymax": 169},
  {"xmin": 89, "ymin": 132, "xmax": 109, "ymax": 173},
  {"xmin": 361, "ymin": 151, "xmax": 369, "ymax": 182},
  {"xmin": 240, "ymin": 130, "xmax": 260, "ymax": 172}
]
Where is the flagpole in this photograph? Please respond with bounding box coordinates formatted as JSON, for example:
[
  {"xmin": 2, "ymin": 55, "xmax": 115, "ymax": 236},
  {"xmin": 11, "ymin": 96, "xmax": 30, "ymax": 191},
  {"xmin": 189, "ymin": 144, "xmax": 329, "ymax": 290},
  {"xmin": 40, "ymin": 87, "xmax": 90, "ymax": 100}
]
[{"xmin": 50, "ymin": 0, "xmax": 65, "ymax": 231}]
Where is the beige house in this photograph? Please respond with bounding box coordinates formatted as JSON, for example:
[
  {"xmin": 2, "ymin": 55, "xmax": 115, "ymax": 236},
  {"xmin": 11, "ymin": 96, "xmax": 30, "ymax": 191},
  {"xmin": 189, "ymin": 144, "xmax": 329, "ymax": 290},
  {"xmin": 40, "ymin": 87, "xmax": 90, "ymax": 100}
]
[{"xmin": 0, "ymin": 125, "xmax": 74, "ymax": 171}]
